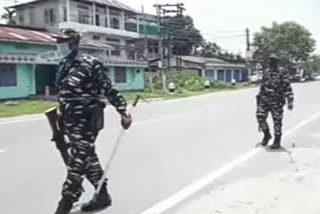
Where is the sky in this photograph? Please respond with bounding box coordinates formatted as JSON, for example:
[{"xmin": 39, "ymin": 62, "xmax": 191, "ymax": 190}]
[{"xmin": 1, "ymin": 0, "xmax": 320, "ymax": 55}]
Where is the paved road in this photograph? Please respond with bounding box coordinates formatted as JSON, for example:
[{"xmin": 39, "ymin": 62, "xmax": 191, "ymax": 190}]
[
  {"xmin": 0, "ymin": 82, "xmax": 319, "ymax": 214},
  {"xmin": 174, "ymin": 97, "xmax": 320, "ymax": 214}
]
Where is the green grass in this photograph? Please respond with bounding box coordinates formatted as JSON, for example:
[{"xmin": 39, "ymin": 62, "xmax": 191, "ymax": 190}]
[
  {"xmin": 0, "ymin": 83, "xmax": 253, "ymax": 118},
  {"xmin": 0, "ymin": 100, "xmax": 57, "ymax": 118}
]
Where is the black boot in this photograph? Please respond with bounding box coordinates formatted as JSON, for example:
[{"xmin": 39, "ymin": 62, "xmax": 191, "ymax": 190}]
[
  {"xmin": 54, "ymin": 196, "xmax": 74, "ymax": 214},
  {"xmin": 81, "ymin": 183, "xmax": 112, "ymax": 212},
  {"xmin": 270, "ymin": 135, "xmax": 281, "ymax": 150},
  {"xmin": 260, "ymin": 129, "xmax": 272, "ymax": 146}
]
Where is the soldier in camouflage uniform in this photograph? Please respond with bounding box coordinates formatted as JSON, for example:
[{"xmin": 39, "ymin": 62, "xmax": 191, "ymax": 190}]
[
  {"xmin": 53, "ymin": 29, "xmax": 132, "ymax": 214},
  {"xmin": 256, "ymin": 54, "xmax": 294, "ymax": 149}
]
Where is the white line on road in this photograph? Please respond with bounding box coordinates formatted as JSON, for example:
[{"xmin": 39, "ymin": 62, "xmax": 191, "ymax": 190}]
[
  {"xmin": 140, "ymin": 111, "xmax": 320, "ymax": 214},
  {"xmin": 0, "ymin": 149, "xmax": 5, "ymax": 153}
]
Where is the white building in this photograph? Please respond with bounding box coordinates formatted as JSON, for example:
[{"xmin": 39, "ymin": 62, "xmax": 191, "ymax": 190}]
[{"xmin": 10, "ymin": 0, "xmax": 160, "ymax": 60}]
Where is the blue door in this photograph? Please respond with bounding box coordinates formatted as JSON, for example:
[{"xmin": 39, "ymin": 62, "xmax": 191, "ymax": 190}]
[
  {"xmin": 226, "ymin": 70, "xmax": 232, "ymax": 82},
  {"xmin": 233, "ymin": 70, "xmax": 240, "ymax": 82},
  {"xmin": 242, "ymin": 69, "xmax": 248, "ymax": 81},
  {"xmin": 217, "ymin": 70, "xmax": 224, "ymax": 81},
  {"xmin": 205, "ymin": 70, "xmax": 215, "ymax": 79}
]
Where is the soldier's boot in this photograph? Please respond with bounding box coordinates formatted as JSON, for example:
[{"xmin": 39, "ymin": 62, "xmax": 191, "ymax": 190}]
[
  {"xmin": 260, "ymin": 129, "xmax": 272, "ymax": 146},
  {"xmin": 54, "ymin": 196, "xmax": 74, "ymax": 214},
  {"xmin": 270, "ymin": 135, "xmax": 282, "ymax": 150},
  {"xmin": 81, "ymin": 183, "xmax": 112, "ymax": 212}
]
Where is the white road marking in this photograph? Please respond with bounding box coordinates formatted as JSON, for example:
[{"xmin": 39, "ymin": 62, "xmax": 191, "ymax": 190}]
[
  {"xmin": 140, "ymin": 112, "xmax": 320, "ymax": 214},
  {"xmin": 0, "ymin": 149, "xmax": 5, "ymax": 153}
]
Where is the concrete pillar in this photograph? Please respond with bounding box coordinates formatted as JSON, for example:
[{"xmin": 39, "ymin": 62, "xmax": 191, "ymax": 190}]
[
  {"xmin": 106, "ymin": 6, "xmax": 110, "ymax": 28},
  {"xmin": 66, "ymin": 0, "xmax": 70, "ymax": 22},
  {"xmin": 92, "ymin": 2, "xmax": 96, "ymax": 25},
  {"xmin": 136, "ymin": 15, "xmax": 140, "ymax": 33},
  {"xmin": 121, "ymin": 10, "xmax": 125, "ymax": 30}
]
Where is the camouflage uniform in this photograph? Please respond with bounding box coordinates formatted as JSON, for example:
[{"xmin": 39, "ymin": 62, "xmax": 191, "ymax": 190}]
[
  {"xmin": 256, "ymin": 64, "xmax": 294, "ymax": 148},
  {"xmin": 57, "ymin": 54, "xmax": 127, "ymax": 202}
]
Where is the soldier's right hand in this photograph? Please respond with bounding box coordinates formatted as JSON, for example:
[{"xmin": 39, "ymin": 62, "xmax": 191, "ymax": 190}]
[
  {"xmin": 288, "ymin": 102, "xmax": 294, "ymax": 111},
  {"xmin": 121, "ymin": 111, "xmax": 132, "ymax": 130}
]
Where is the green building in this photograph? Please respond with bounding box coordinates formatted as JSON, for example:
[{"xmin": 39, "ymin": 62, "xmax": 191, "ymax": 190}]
[{"xmin": 0, "ymin": 25, "xmax": 147, "ymax": 100}]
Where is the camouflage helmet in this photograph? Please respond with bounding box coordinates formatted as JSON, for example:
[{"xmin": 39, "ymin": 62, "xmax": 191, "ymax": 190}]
[
  {"xmin": 52, "ymin": 28, "xmax": 81, "ymax": 44},
  {"xmin": 269, "ymin": 53, "xmax": 279, "ymax": 60}
]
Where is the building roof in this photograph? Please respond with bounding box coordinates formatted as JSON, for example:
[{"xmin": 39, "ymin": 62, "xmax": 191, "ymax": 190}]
[
  {"xmin": 0, "ymin": 25, "xmax": 113, "ymax": 49},
  {"xmin": 179, "ymin": 56, "xmax": 226, "ymax": 64},
  {"xmin": 9, "ymin": 0, "xmax": 138, "ymax": 13}
]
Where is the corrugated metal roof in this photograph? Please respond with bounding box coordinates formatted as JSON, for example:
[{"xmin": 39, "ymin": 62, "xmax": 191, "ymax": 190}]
[
  {"xmin": 10, "ymin": 0, "xmax": 139, "ymax": 13},
  {"xmin": 0, "ymin": 26, "xmax": 113, "ymax": 49}
]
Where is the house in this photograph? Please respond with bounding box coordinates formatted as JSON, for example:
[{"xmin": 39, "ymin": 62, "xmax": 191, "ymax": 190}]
[
  {"xmin": 0, "ymin": 25, "xmax": 147, "ymax": 100},
  {"xmin": 9, "ymin": 0, "xmax": 160, "ymax": 60},
  {"xmin": 150, "ymin": 55, "xmax": 249, "ymax": 83}
]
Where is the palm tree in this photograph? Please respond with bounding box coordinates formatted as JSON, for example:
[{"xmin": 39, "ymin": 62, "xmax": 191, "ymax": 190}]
[{"xmin": 1, "ymin": 7, "xmax": 16, "ymax": 25}]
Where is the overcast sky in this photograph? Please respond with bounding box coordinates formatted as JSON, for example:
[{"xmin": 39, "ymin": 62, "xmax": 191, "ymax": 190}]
[{"xmin": 1, "ymin": 0, "xmax": 320, "ymax": 55}]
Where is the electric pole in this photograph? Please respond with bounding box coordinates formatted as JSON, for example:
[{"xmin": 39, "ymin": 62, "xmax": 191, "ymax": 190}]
[
  {"xmin": 246, "ymin": 28, "xmax": 250, "ymax": 51},
  {"xmin": 245, "ymin": 28, "xmax": 252, "ymax": 76},
  {"xmin": 153, "ymin": 3, "xmax": 186, "ymax": 90}
]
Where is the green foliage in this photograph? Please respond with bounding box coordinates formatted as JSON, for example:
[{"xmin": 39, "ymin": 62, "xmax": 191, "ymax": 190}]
[
  {"xmin": 197, "ymin": 41, "xmax": 245, "ymax": 62},
  {"xmin": 166, "ymin": 73, "xmax": 205, "ymax": 91},
  {"xmin": 165, "ymin": 15, "xmax": 203, "ymax": 55},
  {"xmin": 0, "ymin": 100, "xmax": 56, "ymax": 118},
  {"xmin": 305, "ymin": 55, "xmax": 320, "ymax": 75},
  {"xmin": 210, "ymin": 80, "xmax": 234, "ymax": 89},
  {"xmin": 149, "ymin": 72, "xmax": 238, "ymax": 92},
  {"xmin": 253, "ymin": 21, "xmax": 316, "ymax": 69}
]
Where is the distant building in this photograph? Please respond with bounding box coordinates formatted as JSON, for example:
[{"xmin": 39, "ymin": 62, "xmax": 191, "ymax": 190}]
[
  {"xmin": 9, "ymin": 0, "xmax": 160, "ymax": 60},
  {"xmin": 150, "ymin": 56, "xmax": 248, "ymax": 83}
]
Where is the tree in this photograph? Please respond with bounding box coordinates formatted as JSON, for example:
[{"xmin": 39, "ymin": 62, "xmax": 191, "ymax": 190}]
[
  {"xmin": 305, "ymin": 55, "xmax": 320, "ymax": 76},
  {"xmin": 164, "ymin": 15, "xmax": 203, "ymax": 55},
  {"xmin": 252, "ymin": 21, "xmax": 316, "ymax": 69},
  {"xmin": 197, "ymin": 41, "xmax": 222, "ymax": 57},
  {"xmin": 196, "ymin": 41, "xmax": 245, "ymax": 62},
  {"xmin": 1, "ymin": 7, "xmax": 16, "ymax": 25}
]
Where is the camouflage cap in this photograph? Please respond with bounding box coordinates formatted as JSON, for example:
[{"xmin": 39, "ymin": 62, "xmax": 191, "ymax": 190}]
[
  {"xmin": 269, "ymin": 53, "xmax": 279, "ymax": 60},
  {"xmin": 52, "ymin": 28, "xmax": 81, "ymax": 43}
]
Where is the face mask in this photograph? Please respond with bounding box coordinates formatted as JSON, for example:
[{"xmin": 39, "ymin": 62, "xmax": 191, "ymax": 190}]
[{"xmin": 57, "ymin": 42, "xmax": 72, "ymax": 58}]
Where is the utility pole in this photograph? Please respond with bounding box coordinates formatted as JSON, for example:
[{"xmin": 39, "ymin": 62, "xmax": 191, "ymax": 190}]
[
  {"xmin": 245, "ymin": 28, "xmax": 252, "ymax": 76},
  {"xmin": 154, "ymin": 4, "xmax": 166, "ymax": 90},
  {"xmin": 141, "ymin": 5, "xmax": 153, "ymax": 91},
  {"xmin": 154, "ymin": 3, "xmax": 186, "ymax": 82},
  {"xmin": 246, "ymin": 28, "xmax": 250, "ymax": 51}
]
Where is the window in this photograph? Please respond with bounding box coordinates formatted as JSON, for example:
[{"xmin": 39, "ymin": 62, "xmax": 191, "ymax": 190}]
[
  {"xmin": 95, "ymin": 14, "xmax": 100, "ymax": 26},
  {"xmin": 106, "ymin": 38, "xmax": 121, "ymax": 43},
  {"xmin": 114, "ymin": 67, "xmax": 126, "ymax": 83},
  {"xmin": 44, "ymin": 9, "xmax": 49, "ymax": 23},
  {"xmin": 78, "ymin": 4, "xmax": 91, "ymax": 24},
  {"xmin": 49, "ymin": 9, "xmax": 56, "ymax": 23},
  {"xmin": 29, "ymin": 7, "xmax": 35, "ymax": 25},
  {"xmin": 0, "ymin": 64, "xmax": 17, "ymax": 87},
  {"xmin": 19, "ymin": 15, "xmax": 24, "ymax": 24},
  {"xmin": 92, "ymin": 35, "xmax": 100, "ymax": 40},
  {"xmin": 63, "ymin": 7, "xmax": 67, "ymax": 21},
  {"xmin": 111, "ymin": 17, "xmax": 120, "ymax": 29},
  {"xmin": 111, "ymin": 45, "xmax": 121, "ymax": 56},
  {"xmin": 79, "ymin": 10, "xmax": 91, "ymax": 24},
  {"xmin": 44, "ymin": 8, "xmax": 56, "ymax": 24}
]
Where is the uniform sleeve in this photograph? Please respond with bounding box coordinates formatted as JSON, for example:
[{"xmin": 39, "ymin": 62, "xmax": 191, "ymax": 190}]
[
  {"xmin": 281, "ymin": 70, "xmax": 294, "ymax": 104},
  {"xmin": 95, "ymin": 63, "xmax": 127, "ymax": 114}
]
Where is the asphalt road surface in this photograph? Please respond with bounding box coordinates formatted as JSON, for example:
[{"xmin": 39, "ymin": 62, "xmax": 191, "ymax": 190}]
[{"xmin": 1, "ymin": 81, "xmax": 319, "ymax": 214}]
